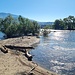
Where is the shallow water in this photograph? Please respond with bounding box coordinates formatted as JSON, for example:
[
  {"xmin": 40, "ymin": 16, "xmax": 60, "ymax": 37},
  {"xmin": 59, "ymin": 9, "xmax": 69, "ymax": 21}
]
[
  {"xmin": 0, "ymin": 32, "xmax": 5, "ymax": 40},
  {"xmin": 31, "ymin": 30, "xmax": 75, "ymax": 75}
]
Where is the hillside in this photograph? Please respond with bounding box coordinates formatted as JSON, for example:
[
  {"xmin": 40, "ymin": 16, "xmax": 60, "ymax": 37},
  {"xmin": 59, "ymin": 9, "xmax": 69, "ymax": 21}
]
[
  {"xmin": 0, "ymin": 12, "xmax": 18, "ymax": 19},
  {"xmin": 0, "ymin": 12, "xmax": 54, "ymax": 26},
  {"xmin": 38, "ymin": 22, "xmax": 54, "ymax": 25}
]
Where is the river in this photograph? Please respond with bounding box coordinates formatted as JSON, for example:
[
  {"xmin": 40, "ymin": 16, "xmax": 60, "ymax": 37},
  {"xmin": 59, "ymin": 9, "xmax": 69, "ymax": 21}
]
[
  {"xmin": 30, "ymin": 30, "xmax": 75, "ymax": 75},
  {"xmin": 0, "ymin": 31, "xmax": 5, "ymax": 40}
]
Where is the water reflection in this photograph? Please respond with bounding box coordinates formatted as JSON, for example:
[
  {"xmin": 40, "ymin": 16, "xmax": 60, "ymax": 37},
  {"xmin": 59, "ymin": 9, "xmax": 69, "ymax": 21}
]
[
  {"xmin": 31, "ymin": 30, "xmax": 75, "ymax": 75},
  {"xmin": 52, "ymin": 31, "xmax": 64, "ymax": 41}
]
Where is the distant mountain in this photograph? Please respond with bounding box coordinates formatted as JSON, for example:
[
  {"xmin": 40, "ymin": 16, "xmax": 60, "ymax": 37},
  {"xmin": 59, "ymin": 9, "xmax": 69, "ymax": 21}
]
[
  {"xmin": 0, "ymin": 12, "xmax": 54, "ymax": 27},
  {"xmin": 0, "ymin": 12, "xmax": 18, "ymax": 19},
  {"xmin": 38, "ymin": 22, "xmax": 54, "ymax": 28},
  {"xmin": 38, "ymin": 22, "xmax": 54, "ymax": 25}
]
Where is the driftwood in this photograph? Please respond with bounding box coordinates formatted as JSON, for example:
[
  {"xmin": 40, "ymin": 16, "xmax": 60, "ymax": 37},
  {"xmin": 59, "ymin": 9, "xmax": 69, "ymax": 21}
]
[
  {"xmin": 4, "ymin": 45, "xmax": 34, "ymax": 61},
  {"xmin": 5, "ymin": 45, "xmax": 34, "ymax": 50},
  {"xmin": 0, "ymin": 46, "xmax": 8, "ymax": 53},
  {"xmin": 25, "ymin": 51, "xmax": 33, "ymax": 61},
  {"xmin": 4, "ymin": 45, "xmax": 33, "ymax": 61}
]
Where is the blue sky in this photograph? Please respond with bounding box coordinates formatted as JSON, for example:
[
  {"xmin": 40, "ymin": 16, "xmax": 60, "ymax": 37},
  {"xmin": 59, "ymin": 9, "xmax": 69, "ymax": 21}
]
[{"xmin": 0, "ymin": 0, "xmax": 75, "ymax": 22}]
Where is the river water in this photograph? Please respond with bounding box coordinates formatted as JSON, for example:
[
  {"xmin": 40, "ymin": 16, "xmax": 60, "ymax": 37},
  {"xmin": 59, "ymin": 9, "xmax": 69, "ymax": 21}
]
[
  {"xmin": 30, "ymin": 30, "xmax": 75, "ymax": 75},
  {"xmin": 0, "ymin": 31, "xmax": 5, "ymax": 40}
]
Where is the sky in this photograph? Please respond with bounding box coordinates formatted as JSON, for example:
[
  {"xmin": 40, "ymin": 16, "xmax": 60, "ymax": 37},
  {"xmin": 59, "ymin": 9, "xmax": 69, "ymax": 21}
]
[{"xmin": 0, "ymin": 0, "xmax": 75, "ymax": 22}]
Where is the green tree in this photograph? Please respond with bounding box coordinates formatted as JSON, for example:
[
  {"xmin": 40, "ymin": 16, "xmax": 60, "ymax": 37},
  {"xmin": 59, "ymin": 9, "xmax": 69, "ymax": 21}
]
[
  {"xmin": 5, "ymin": 24, "xmax": 18, "ymax": 38},
  {"xmin": 43, "ymin": 25, "xmax": 51, "ymax": 29},
  {"xmin": 43, "ymin": 29, "xmax": 48, "ymax": 37},
  {"xmin": 0, "ymin": 15, "xmax": 40, "ymax": 38},
  {"xmin": 18, "ymin": 15, "xmax": 26, "ymax": 35},
  {"xmin": 1, "ymin": 15, "xmax": 14, "ymax": 33},
  {"xmin": 32, "ymin": 21, "xmax": 40, "ymax": 35},
  {"xmin": 67, "ymin": 16, "xmax": 74, "ymax": 30},
  {"xmin": 63, "ymin": 16, "xmax": 75, "ymax": 30},
  {"xmin": 54, "ymin": 19, "xmax": 61, "ymax": 29},
  {"xmin": 72, "ymin": 18, "xmax": 75, "ymax": 29},
  {"xmin": 0, "ymin": 18, "xmax": 3, "ymax": 30},
  {"xmin": 54, "ymin": 15, "xmax": 75, "ymax": 30}
]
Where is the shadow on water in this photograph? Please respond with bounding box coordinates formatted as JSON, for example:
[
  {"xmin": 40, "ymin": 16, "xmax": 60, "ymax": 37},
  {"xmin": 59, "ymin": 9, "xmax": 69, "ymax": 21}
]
[
  {"xmin": 0, "ymin": 32, "xmax": 5, "ymax": 40},
  {"xmin": 30, "ymin": 30, "xmax": 75, "ymax": 75}
]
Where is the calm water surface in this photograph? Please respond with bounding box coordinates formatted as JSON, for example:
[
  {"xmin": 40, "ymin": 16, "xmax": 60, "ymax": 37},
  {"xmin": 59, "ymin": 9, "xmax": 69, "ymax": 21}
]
[
  {"xmin": 0, "ymin": 32, "xmax": 5, "ymax": 40},
  {"xmin": 31, "ymin": 30, "xmax": 75, "ymax": 75}
]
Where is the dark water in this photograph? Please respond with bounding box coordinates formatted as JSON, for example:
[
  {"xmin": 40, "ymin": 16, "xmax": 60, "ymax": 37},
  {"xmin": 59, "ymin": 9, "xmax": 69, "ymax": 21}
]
[
  {"xmin": 31, "ymin": 30, "xmax": 75, "ymax": 75},
  {"xmin": 0, "ymin": 32, "xmax": 5, "ymax": 40}
]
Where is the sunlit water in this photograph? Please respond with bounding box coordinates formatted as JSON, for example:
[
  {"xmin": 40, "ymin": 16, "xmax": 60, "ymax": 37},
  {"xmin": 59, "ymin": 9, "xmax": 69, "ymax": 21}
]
[{"xmin": 30, "ymin": 30, "xmax": 75, "ymax": 75}]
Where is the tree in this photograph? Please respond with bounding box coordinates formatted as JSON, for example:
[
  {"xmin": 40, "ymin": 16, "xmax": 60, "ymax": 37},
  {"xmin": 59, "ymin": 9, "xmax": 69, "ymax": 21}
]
[
  {"xmin": 23, "ymin": 18, "xmax": 32, "ymax": 35},
  {"xmin": 18, "ymin": 15, "xmax": 26, "ymax": 35},
  {"xmin": 54, "ymin": 19, "xmax": 61, "ymax": 29},
  {"xmin": 59, "ymin": 19, "xmax": 64, "ymax": 30},
  {"xmin": 5, "ymin": 24, "xmax": 17, "ymax": 38},
  {"xmin": 43, "ymin": 25, "xmax": 51, "ymax": 29},
  {"xmin": 43, "ymin": 29, "xmax": 48, "ymax": 37},
  {"xmin": 54, "ymin": 15, "xmax": 75, "ymax": 30},
  {"xmin": 0, "ymin": 15, "xmax": 40, "ymax": 38},
  {"xmin": 0, "ymin": 18, "xmax": 3, "ymax": 30},
  {"xmin": 1, "ymin": 15, "xmax": 14, "ymax": 33},
  {"xmin": 68, "ymin": 16, "xmax": 74, "ymax": 30},
  {"xmin": 73, "ymin": 18, "xmax": 75, "ymax": 29},
  {"xmin": 32, "ymin": 21, "xmax": 40, "ymax": 35},
  {"xmin": 63, "ymin": 16, "xmax": 75, "ymax": 30}
]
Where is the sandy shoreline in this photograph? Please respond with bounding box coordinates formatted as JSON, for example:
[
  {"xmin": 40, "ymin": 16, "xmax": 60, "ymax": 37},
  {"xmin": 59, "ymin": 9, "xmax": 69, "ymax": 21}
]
[{"xmin": 0, "ymin": 36, "xmax": 57, "ymax": 75}]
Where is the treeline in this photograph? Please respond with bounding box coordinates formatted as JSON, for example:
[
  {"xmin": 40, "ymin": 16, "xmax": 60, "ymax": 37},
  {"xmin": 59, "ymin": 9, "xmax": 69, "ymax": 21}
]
[
  {"xmin": 0, "ymin": 15, "xmax": 40, "ymax": 38},
  {"xmin": 53, "ymin": 16, "xmax": 75, "ymax": 30}
]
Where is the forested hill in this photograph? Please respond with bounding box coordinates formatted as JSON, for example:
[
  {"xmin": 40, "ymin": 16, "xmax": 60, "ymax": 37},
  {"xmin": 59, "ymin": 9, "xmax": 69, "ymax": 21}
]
[{"xmin": 0, "ymin": 12, "xmax": 53, "ymax": 26}]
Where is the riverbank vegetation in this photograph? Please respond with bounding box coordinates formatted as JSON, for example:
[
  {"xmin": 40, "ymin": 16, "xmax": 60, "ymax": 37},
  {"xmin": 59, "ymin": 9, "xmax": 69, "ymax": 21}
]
[
  {"xmin": 0, "ymin": 15, "xmax": 75, "ymax": 38},
  {"xmin": 40, "ymin": 15, "xmax": 75, "ymax": 30},
  {"xmin": 43, "ymin": 29, "xmax": 48, "ymax": 37},
  {"xmin": 53, "ymin": 16, "xmax": 75, "ymax": 30},
  {"xmin": 0, "ymin": 15, "xmax": 40, "ymax": 38}
]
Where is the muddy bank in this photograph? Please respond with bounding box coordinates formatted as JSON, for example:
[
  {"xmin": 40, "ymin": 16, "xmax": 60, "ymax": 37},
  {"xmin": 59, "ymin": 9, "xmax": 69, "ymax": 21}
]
[{"xmin": 0, "ymin": 36, "xmax": 57, "ymax": 75}]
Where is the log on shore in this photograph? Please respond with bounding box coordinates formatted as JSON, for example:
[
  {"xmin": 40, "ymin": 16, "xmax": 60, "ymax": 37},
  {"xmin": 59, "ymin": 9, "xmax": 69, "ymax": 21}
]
[
  {"xmin": 25, "ymin": 51, "xmax": 33, "ymax": 61},
  {"xmin": 5, "ymin": 45, "xmax": 34, "ymax": 50},
  {"xmin": 4, "ymin": 45, "xmax": 33, "ymax": 61},
  {"xmin": 0, "ymin": 46, "xmax": 8, "ymax": 53}
]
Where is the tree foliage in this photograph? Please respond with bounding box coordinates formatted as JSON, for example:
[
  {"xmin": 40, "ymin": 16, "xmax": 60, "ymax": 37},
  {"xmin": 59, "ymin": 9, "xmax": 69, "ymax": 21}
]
[
  {"xmin": 0, "ymin": 15, "xmax": 40, "ymax": 38},
  {"xmin": 43, "ymin": 29, "xmax": 48, "ymax": 37},
  {"xmin": 43, "ymin": 25, "xmax": 51, "ymax": 29},
  {"xmin": 53, "ymin": 16, "xmax": 75, "ymax": 30}
]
